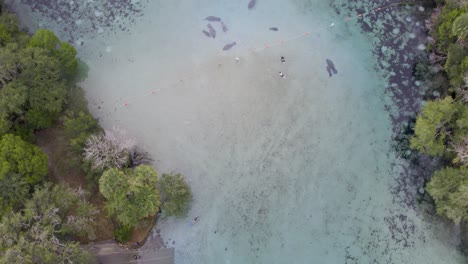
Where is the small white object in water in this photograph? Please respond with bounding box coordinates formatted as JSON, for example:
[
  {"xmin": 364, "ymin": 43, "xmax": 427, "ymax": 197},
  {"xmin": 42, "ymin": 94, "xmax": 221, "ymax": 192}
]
[
  {"xmin": 235, "ymin": 57, "xmax": 240, "ymax": 63},
  {"xmin": 329, "ymin": 23, "xmax": 335, "ymax": 28},
  {"xmin": 105, "ymin": 46, "xmax": 112, "ymax": 53},
  {"xmin": 417, "ymin": 44, "xmax": 425, "ymax": 50},
  {"xmin": 75, "ymin": 39, "xmax": 83, "ymax": 46},
  {"xmin": 418, "ymin": 6, "xmax": 425, "ymax": 12}
]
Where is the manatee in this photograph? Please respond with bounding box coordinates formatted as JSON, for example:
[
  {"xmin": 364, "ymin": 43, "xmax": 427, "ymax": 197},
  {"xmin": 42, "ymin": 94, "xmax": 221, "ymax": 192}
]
[
  {"xmin": 326, "ymin": 66, "xmax": 332, "ymax": 77},
  {"xmin": 222, "ymin": 42, "xmax": 237, "ymax": 51},
  {"xmin": 248, "ymin": 0, "xmax": 256, "ymax": 9},
  {"xmin": 205, "ymin": 16, "xmax": 221, "ymax": 22},
  {"xmin": 202, "ymin": 30, "xmax": 211, "ymax": 37},
  {"xmin": 221, "ymin": 22, "xmax": 228, "ymax": 32},
  {"xmin": 269, "ymin": 27, "xmax": 278, "ymax": 31},
  {"xmin": 207, "ymin": 24, "xmax": 216, "ymax": 38},
  {"xmin": 326, "ymin": 59, "xmax": 338, "ymax": 74}
]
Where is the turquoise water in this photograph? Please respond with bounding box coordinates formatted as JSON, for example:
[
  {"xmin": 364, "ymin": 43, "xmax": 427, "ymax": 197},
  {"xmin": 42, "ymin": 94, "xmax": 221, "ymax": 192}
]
[{"xmin": 7, "ymin": 0, "xmax": 466, "ymax": 263}]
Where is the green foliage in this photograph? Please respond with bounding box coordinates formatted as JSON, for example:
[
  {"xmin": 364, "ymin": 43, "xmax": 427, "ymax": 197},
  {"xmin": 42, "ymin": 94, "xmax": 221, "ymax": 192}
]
[
  {"xmin": 159, "ymin": 173, "xmax": 192, "ymax": 217},
  {"xmin": 445, "ymin": 44, "xmax": 468, "ymax": 87},
  {"xmin": 0, "ymin": 13, "xmax": 19, "ymax": 37},
  {"xmin": 0, "ymin": 183, "xmax": 97, "ymax": 263},
  {"xmin": 427, "ymin": 167, "xmax": 468, "ymax": 224},
  {"xmin": 0, "ymin": 173, "xmax": 29, "ymax": 214},
  {"xmin": 452, "ymin": 13, "xmax": 468, "ymax": 41},
  {"xmin": 433, "ymin": 6, "xmax": 464, "ymax": 52},
  {"xmin": 0, "ymin": 45, "xmax": 67, "ymax": 136},
  {"xmin": 63, "ymin": 111, "xmax": 99, "ymax": 153},
  {"xmin": 0, "ymin": 134, "xmax": 47, "ymax": 184},
  {"xmin": 28, "ymin": 29, "xmax": 78, "ymax": 77},
  {"xmin": 113, "ymin": 224, "xmax": 132, "ymax": 243},
  {"xmin": 0, "ymin": 24, "xmax": 10, "ymax": 45},
  {"xmin": 410, "ymin": 97, "xmax": 462, "ymax": 156},
  {"xmin": 99, "ymin": 165, "xmax": 160, "ymax": 227}
]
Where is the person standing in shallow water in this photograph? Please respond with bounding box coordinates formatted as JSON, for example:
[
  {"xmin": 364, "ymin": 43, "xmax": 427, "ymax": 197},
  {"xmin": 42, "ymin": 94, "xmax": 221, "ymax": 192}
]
[{"xmin": 279, "ymin": 72, "xmax": 286, "ymax": 79}]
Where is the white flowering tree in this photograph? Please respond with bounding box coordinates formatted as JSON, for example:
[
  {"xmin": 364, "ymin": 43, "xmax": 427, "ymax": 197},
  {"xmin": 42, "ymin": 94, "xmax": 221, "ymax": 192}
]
[{"xmin": 83, "ymin": 127, "xmax": 135, "ymax": 171}]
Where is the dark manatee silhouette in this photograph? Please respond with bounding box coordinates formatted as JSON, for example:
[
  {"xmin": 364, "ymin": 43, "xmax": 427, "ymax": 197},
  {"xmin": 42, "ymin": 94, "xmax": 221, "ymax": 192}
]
[
  {"xmin": 207, "ymin": 24, "xmax": 216, "ymax": 38},
  {"xmin": 269, "ymin": 27, "xmax": 278, "ymax": 31},
  {"xmin": 326, "ymin": 66, "xmax": 333, "ymax": 77},
  {"xmin": 202, "ymin": 30, "xmax": 210, "ymax": 37},
  {"xmin": 205, "ymin": 16, "xmax": 221, "ymax": 22},
  {"xmin": 222, "ymin": 42, "xmax": 237, "ymax": 51},
  {"xmin": 221, "ymin": 22, "xmax": 228, "ymax": 33},
  {"xmin": 326, "ymin": 59, "xmax": 338, "ymax": 74},
  {"xmin": 248, "ymin": 0, "xmax": 256, "ymax": 9}
]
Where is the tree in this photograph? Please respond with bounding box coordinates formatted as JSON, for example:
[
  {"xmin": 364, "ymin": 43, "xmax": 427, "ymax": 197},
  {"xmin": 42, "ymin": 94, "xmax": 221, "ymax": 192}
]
[
  {"xmin": 445, "ymin": 43, "xmax": 468, "ymax": 87},
  {"xmin": 83, "ymin": 128, "xmax": 135, "ymax": 171},
  {"xmin": 99, "ymin": 165, "xmax": 160, "ymax": 227},
  {"xmin": 432, "ymin": 5, "xmax": 464, "ymax": 52},
  {"xmin": 0, "ymin": 173, "xmax": 29, "ymax": 215},
  {"xmin": 20, "ymin": 47, "xmax": 67, "ymax": 130},
  {"xmin": 28, "ymin": 29, "xmax": 78, "ymax": 76},
  {"xmin": 0, "ymin": 24, "xmax": 11, "ymax": 45},
  {"xmin": 0, "ymin": 183, "xmax": 97, "ymax": 263},
  {"xmin": 63, "ymin": 111, "xmax": 100, "ymax": 153},
  {"xmin": 0, "ymin": 134, "xmax": 47, "ymax": 184},
  {"xmin": 25, "ymin": 183, "xmax": 98, "ymax": 238},
  {"xmin": 158, "ymin": 173, "xmax": 192, "ymax": 216},
  {"xmin": 426, "ymin": 167, "xmax": 468, "ymax": 224},
  {"xmin": 410, "ymin": 97, "xmax": 463, "ymax": 156},
  {"xmin": 0, "ymin": 45, "xmax": 67, "ymax": 135},
  {"xmin": 452, "ymin": 13, "xmax": 468, "ymax": 42}
]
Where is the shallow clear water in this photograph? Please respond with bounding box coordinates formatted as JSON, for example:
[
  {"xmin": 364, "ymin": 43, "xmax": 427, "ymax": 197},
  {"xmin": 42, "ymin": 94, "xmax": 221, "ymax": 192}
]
[{"xmin": 7, "ymin": 0, "xmax": 466, "ymax": 263}]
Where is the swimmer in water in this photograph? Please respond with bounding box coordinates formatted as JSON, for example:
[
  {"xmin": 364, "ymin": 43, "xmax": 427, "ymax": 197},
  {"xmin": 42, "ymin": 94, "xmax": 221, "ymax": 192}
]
[
  {"xmin": 279, "ymin": 72, "xmax": 286, "ymax": 79},
  {"xmin": 281, "ymin": 56, "xmax": 285, "ymax": 63}
]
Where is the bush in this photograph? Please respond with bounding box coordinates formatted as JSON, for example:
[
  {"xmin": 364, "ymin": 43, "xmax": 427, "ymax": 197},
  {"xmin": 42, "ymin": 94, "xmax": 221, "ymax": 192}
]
[
  {"xmin": 114, "ymin": 224, "xmax": 132, "ymax": 243},
  {"xmin": 159, "ymin": 173, "xmax": 192, "ymax": 217},
  {"xmin": 63, "ymin": 111, "xmax": 99, "ymax": 154}
]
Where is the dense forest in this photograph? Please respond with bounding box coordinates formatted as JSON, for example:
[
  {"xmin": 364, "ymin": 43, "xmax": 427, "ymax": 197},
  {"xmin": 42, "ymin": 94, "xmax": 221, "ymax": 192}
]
[
  {"xmin": 0, "ymin": 2, "xmax": 191, "ymax": 263},
  {"xmin": 408, "ymin": 0, "xmax": 468, "ymax": 253}
]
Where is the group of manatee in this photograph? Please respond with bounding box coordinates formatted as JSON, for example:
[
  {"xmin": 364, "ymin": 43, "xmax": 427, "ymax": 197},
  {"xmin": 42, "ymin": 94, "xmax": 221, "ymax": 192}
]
[
  {"xmin": 202, "ymin": 16, "xmax": 236, "ymax": 51},
  {"xmin": 201, "ymin": 0, "xmax": 259, "ymax": 51},
  {"xmin": 201, "ymin": 0, "xmax": 338, "ymax": 77}
]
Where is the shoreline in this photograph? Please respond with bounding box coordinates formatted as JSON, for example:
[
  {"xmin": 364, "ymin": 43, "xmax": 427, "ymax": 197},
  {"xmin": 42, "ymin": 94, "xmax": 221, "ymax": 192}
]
[{"xmin": 4, "ymin": 0, "xmax": 468, "ymax": 258}]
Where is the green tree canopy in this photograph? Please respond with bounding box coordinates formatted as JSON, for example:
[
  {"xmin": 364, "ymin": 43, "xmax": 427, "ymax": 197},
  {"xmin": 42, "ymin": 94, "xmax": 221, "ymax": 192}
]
[
  {"xmin": 0, "ymin": 183, "xmax": 97, "ymax": 263},
  {"xmin": 99, "ymin": 165, "xmax": 160, "ymax": 227},
  {"xmin": 28, "ymin": 29, "xmax": 78, "ymax": 76},
  {"xmin": 0, "ymin": 134, "xmax": 47, "ymax": 184},
  {"xmin": 63, "ymin": 111, "xmax": 100, "ymax": 153},
  {"xmin": 452, "ymin": 12, "xmax": 468, "ymax": 41},
  {"xmin": 410, "ymin": 97, "xmax": 464, "ymax": 156},
  {"xmin": 445, "ymin": 43, "xmax": 468, "ymax": 87},
  {"xmin": 158, "ymin": 173, "xmax": 192, "ymax": 217},
  {"xmin": 0, "ymin": 45, "xmax": 67, "ymax": 136},
  {"xmin": 0, "ymin": 173, "xmax": 29, "ymax": 216},
  {"xmin": 426, "ymin": 167, "xmax": 468, "ymax": 224}
]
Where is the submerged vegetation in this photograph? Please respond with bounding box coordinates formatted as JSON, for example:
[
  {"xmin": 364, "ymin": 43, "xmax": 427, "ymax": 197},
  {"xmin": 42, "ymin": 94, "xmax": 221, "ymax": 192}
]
[
  {"xmin": 408, "ymin": 0, "xmax": 468, "ymax": 244},
  {"xmin": 0, "ymin": 2, "xmax": 191, "ymax": 261}
]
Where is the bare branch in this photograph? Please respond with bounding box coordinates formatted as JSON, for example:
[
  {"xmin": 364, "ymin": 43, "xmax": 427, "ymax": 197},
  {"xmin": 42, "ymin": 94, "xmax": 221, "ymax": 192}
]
[{"xmin": 83, "ymin": 127, "xmax": 135, "ymax": 171}]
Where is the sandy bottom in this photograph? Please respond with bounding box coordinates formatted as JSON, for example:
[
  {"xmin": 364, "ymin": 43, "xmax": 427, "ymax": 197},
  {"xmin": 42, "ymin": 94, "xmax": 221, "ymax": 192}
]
[{"xmin": 7, "ymin": 0, "xmax": 465, "ymax": 263}]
